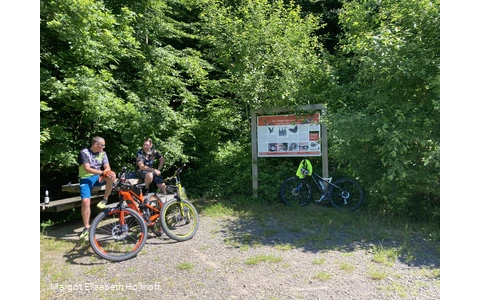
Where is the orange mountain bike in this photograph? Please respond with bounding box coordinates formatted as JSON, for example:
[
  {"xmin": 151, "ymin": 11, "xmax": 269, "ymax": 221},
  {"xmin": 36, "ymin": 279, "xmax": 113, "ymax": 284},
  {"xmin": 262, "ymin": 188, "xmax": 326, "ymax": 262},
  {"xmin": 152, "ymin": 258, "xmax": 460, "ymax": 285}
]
[{"xmin": 89, "ymin": 166, "xmax": 198, "ymax": 262}]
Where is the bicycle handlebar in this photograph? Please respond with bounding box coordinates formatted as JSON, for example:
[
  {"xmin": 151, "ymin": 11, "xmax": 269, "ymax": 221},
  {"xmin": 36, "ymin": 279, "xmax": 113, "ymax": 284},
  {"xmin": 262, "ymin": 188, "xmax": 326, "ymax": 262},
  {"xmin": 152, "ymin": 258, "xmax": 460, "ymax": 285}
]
[
  {"xmin": 115, "ymin": 164, "xmax": 187, "ymax": 185},
  {"xmin": 163, "ymin": 164, "xmax": 187, "ymax": 182}
]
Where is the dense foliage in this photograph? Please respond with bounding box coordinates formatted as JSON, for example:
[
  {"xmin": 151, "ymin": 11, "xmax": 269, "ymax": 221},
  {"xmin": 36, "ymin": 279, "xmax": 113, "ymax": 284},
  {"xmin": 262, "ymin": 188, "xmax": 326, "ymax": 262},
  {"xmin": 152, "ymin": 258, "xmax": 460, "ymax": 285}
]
[
  {"xmin": 40, "ymin": 0, "xmax": 439, "ymax": 222},
  {"xmin": 331, "ymin": 0, "xmax": 440, "ymax": 220}
]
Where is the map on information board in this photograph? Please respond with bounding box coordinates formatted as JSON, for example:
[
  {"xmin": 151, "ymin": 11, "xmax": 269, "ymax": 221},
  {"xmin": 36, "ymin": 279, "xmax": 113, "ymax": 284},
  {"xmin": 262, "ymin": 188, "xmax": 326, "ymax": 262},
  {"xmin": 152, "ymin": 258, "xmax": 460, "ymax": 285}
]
[{"xmin": 257, "ymin": 113, "xmax": 321, "ymax": 157}]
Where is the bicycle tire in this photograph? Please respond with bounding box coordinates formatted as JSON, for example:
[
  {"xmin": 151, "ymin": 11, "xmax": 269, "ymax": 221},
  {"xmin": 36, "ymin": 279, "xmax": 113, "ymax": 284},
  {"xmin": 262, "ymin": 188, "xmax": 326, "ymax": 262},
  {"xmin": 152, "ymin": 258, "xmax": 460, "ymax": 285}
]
[
  {"xmin": 145, "ymin": 193, "xmax": 164, "ymax": 237},
  {"xmin": 280, "ymin": 176, "xmax": 312, "ymax": 206},
  {"xmin": 160, "ymin": 199, "xmax": 199, "ymax": 242},
  {"xmin": 328, "ymin": 178, "xmax": 364, "ymax": 211},
  {"xmin": 89, "ymin": 207, "xmax": 148, "ymax": 262}
]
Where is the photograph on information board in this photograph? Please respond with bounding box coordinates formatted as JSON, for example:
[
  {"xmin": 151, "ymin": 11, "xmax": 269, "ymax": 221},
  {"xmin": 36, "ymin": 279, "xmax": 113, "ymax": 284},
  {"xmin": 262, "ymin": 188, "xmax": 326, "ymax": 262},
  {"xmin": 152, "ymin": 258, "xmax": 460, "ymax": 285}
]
[{"xmin": 257, "ymin": 113, "xmax": 321, "ymax": 157}]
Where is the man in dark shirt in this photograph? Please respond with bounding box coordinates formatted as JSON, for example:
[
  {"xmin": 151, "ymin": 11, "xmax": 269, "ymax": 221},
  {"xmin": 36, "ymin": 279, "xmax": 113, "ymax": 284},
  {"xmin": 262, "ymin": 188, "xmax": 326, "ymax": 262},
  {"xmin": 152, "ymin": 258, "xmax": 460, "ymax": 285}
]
[{"xmin": 136, "ymin": 137, "xmax": 166, "ymax": 195}]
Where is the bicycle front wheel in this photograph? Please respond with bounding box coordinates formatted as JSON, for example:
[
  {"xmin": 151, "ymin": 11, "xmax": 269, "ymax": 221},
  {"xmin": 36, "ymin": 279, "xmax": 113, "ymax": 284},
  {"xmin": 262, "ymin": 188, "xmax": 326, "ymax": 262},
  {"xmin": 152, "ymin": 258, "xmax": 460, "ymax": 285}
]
[
  {"xmin": 89, "ymin": 207, "xmax": 148, "ymax": 262},
  {"xmin": 280, "ymin": 177, "xmax": 312, "ymax": 206},
  {"xmin": 160, "ymin": 199, "xmax": 199, "ymax": 242},
  {"xmin": 328, "ymin": 178, "xmax": 364, "ymax": 211}
]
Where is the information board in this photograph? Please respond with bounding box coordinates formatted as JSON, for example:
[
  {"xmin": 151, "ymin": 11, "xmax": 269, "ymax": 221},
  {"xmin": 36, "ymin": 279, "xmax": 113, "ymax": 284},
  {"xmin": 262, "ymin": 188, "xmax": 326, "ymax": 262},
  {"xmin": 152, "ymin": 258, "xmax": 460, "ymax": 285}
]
[{"xmin": 257, "ymin": 113, "xmax": 321, "ymax": 157}]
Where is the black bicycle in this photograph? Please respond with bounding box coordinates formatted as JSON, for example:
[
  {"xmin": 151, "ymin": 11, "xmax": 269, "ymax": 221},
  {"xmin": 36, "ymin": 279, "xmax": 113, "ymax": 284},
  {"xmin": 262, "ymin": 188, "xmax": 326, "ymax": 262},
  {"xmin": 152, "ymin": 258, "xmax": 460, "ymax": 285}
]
[{"xmin": 280, "ymin": 163, "xmax": 364, "ymax": 211}]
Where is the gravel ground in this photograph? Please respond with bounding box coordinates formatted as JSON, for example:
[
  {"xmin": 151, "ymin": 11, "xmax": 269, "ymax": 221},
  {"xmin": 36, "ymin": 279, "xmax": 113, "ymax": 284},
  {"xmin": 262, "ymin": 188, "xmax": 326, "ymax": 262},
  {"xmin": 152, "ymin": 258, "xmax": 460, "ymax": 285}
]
[{"xmin": 40, "ymin": 213, "xmax": 440, "ymax": 300}]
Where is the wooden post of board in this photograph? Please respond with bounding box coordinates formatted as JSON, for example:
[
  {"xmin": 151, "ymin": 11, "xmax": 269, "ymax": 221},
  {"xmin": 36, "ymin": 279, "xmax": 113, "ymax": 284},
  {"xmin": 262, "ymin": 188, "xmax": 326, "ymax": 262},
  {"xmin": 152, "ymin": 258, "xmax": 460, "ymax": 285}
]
[{"xmin": 251, "ymin": 110, "xmax": 259, "ymax": 198}]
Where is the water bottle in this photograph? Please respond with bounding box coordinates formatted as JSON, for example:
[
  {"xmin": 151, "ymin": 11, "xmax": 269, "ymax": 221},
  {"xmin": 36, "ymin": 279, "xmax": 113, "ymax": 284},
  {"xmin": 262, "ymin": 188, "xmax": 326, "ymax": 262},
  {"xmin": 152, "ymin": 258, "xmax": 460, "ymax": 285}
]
[{"xmin": 44, "ymin": 190, "xmax": 50, "ymax": 204}]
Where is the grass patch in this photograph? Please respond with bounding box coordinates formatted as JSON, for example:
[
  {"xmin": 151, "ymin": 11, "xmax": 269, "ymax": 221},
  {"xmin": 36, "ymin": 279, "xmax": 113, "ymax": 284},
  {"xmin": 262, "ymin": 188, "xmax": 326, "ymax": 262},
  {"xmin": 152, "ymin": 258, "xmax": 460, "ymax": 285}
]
[
  {"xmin": 313, "ymin": 257, "xmax": 326, "ymax": 265},
  {"xmin": 313, "ymin": 272, "xmax": 332, "ymax": 281},
  {"xmin": 84, "ymin": 265, "xmax": 107, "ymax": 276},
  {"xmin": 418, "ymin": 267, "xmax": 440, "ymax": 278},
  {"xmin": 368, "ymin": 267, "xmax": 388, "ymax": 280},
  {"xmin": 378, "ymin": 281, "xmax": 408, "ymax": 298},
  {"xmin": 177, "ymin": 262, "xmax": 194, "ymax": 270},
  {"xmin": 339, "ymin": 262, "xmax": 355, "ymax": 272},
  {"xmin": 273, "ymin": 243, "xmax": 293, "ymax": 251},
  {"xmin": 202, "ymin": 202, "xmax": 236, "ymax": 218},
  {"xmin": 40, "ymin": 236, "xmax": 74, "ymax": 252},
  {"xmin": 372, "ymin": 244, "xmax": 398, "ymax": 266},
  {"xmin": 50, "ymin": 266, "xmax": 73, "ymax": 282},
  {"xmin": 245, "ymin": 254, "xmax": 283, "ymax": 265},
  {"xmin": 263, "ymin": 229, "xmax": 280, "ymax": 237}
]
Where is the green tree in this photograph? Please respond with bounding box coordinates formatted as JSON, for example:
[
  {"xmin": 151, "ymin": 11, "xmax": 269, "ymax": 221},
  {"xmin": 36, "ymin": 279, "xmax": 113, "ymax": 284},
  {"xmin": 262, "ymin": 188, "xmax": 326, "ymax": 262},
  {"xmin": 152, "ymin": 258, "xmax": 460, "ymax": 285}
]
[
  {"xmin": 330, "ymin": 0, "xmax": 440, "ymax": 220},
  {"xmin": 40, "ymin": 0, "xmax": 213, "ymax": 192},
  {"xmin": 199, "ymin": 0, "xmax": 335, "ymax": 110},
  {"xmin": 101, "ymin": 0, "xmax": 214, "ymax": 165},
  {"xmin": 183, "ymin": 0, "xmax": 336, "ymax": 198},
  {"xmin": 40, "ymin": 0, "xmax": 141, "ymax": 177},
  {"xmin": 40, "ymin": 0, "xmax": 440, "ymax": 222}
]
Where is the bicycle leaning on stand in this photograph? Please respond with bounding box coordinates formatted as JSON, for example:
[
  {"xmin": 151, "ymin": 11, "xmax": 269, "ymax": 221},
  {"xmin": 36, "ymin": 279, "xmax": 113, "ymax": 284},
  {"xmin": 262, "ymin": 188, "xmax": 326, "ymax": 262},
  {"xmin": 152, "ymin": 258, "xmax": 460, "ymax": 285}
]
[{"xmin": 279, "ymin": 161, "xmax": 364, "ymax": 211}]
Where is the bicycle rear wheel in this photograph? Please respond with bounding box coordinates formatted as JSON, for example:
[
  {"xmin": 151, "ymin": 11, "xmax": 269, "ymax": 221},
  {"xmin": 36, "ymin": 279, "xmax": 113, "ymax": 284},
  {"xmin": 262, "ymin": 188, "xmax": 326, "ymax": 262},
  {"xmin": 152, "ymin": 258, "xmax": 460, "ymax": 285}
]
[
  {"xmin": 280, "ymin": 177, "xmax": 312, "ymax": 206},
  {"xmin": 89, "ymin": 207, "xmax": 148, "ymax": 262},
  {"xmin": 160, "ymin": 199, "xmax": 199, "ymax": 242},
  {"xmin": 328, "ymin": 178, "xmax": 364, "ymax": 211}
]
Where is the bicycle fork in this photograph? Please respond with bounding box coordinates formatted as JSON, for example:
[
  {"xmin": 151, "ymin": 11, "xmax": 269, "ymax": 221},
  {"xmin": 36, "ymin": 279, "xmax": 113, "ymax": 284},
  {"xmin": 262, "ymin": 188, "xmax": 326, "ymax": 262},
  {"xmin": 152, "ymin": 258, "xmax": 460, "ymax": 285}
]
[{"xmin": 111, "ymin": 208, "xmax": 130, "ymax": 241}]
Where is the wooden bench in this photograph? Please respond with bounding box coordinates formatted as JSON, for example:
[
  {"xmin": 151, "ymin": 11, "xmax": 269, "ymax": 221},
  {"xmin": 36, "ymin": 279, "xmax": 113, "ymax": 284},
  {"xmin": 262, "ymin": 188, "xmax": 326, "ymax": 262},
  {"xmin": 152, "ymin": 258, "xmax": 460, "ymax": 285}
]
[{"xmin": 40, "ymin": 178, "xmax": 142, "ymax": 212}]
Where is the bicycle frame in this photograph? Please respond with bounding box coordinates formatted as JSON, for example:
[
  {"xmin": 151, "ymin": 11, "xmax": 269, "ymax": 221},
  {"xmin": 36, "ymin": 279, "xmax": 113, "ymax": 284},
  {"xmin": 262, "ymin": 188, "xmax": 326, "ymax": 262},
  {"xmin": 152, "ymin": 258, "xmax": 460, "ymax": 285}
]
[
  {"xmin": 310, "ymin": 173, "xmax": 349, "ymax": 203},
  {"xmin": 163, "ymin": 164, "xmax": 189, "ymax": 216},
  {"xmin": 310, "ymin": 172, "xmax": 332, "ymax": 203},
  {"xmin": 113, "ymin": 168, "xmax": 162, "ymax": 226},
  {"xmin": 163, "ymin": 164, "xmax": 188, "ymax": 200},
  {"xmin": 119, "ymin": 188, "xmax": 161, "ymax": 225}
]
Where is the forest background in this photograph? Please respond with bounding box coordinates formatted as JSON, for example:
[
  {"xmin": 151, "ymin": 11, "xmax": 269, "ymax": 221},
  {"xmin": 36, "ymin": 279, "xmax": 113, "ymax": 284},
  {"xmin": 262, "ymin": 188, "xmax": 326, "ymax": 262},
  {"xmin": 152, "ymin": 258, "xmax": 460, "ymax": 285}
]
[{"xmin": 40, "ymin": 0, "xmax": 440, "ymax": 222}]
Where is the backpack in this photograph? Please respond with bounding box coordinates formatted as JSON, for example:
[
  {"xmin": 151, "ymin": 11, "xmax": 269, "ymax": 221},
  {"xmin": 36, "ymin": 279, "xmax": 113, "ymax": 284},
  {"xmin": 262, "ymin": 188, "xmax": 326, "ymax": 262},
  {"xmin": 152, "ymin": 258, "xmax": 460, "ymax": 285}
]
[{"xmin": 296, "ymin": 159, "xmax": 312, "ymax": 179}]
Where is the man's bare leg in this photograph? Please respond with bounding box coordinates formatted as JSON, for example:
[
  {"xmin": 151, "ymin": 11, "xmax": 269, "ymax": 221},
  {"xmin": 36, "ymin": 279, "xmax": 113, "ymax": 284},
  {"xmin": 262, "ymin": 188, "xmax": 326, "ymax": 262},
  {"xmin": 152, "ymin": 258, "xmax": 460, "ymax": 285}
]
[
  {"xmin": 144, "ymin": 173, "xmax": 153, "ymax": 189},
  {"xmin": 157, "ymin": 182, "xmax": 167, "ymax": 194},
  {"xmin": 81, "ymin": 198, "xmax": 91, "ymax": 228},
  {"xmin": 104, "ymin": 174, "xmax": 117, "ymax": 198}
]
